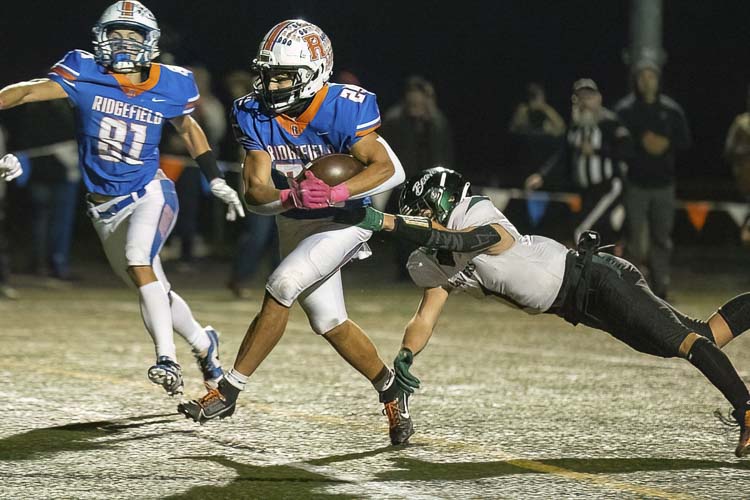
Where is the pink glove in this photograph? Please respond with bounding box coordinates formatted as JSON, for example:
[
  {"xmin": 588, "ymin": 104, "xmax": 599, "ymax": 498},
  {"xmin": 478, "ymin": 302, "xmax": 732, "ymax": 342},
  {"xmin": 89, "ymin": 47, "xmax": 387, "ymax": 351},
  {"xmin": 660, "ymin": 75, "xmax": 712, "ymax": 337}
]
[
  {"xmin": 328, "ymin": 181, "xmax": 351, "ymax": 205},
  {"xmin": 279, "ymin": 175, "xmax": 304, "ymax": 209},
  {"xmin": 299, "ymin": 170, "xmax": 330, "ymax": 209},
  {"xmin": 298, "ymin": 170, "xmax": 352, "ymax": 209}
]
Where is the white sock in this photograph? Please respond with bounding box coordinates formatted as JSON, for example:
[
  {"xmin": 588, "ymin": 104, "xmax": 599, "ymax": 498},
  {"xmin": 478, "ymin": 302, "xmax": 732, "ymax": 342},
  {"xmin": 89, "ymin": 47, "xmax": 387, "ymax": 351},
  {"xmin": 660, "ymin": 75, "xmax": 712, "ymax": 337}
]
[
  {"xmin": 169, "ymin": 290, "xmax": 210, "ymax": 354},
  {"xmin": 225, "ymin": 369, "xmax": 248, "ymax": 391},
  {"xmin": 372, "ymin": 367, "xmax": 395, "ymax": 392},
  {"xmin": 139, "ymin": 281, "xmax": 176, "ymax": 360}
]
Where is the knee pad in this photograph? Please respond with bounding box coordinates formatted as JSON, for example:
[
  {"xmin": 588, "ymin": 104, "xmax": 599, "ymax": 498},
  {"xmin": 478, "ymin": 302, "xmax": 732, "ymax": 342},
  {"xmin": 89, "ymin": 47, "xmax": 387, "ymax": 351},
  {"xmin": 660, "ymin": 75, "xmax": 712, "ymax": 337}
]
[
  {"xmin": 311, "ymin": 314, "xmax": 348, "ymax": 336},
  {"xmin": 718, "ymin": 293, "xmax": 750, "ymax": 337},
  {"xmin": 266, "ymin": 273, "xmax": 303, "ymax": 308}
]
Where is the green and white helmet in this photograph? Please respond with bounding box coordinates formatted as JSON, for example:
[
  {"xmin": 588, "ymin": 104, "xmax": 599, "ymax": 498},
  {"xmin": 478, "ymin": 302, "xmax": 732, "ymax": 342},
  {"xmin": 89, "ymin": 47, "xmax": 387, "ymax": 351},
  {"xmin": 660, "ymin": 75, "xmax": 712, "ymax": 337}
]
[{"xmin": 398, "ymin": 167, "xmax": 471, "ymax": 224}]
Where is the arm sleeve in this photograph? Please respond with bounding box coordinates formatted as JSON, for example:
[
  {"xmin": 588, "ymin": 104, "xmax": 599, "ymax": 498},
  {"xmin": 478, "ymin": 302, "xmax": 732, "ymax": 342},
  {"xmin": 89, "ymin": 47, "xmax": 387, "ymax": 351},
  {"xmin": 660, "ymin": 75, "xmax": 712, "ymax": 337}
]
[{"xmin": 347, "ymin": 135, "xmax": 406, "ymax": 200}]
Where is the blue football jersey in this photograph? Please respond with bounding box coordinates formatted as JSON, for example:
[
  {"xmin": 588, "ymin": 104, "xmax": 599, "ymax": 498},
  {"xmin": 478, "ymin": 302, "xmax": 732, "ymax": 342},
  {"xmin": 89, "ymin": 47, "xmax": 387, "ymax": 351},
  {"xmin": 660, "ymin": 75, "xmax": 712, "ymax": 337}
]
[
  {"xmin": 48, "ymin": 50, "xmax": 199, "ymax": 196},
  {"xmin": 231, "ymin": 83, "xmax": 380, "ymax": 219}
]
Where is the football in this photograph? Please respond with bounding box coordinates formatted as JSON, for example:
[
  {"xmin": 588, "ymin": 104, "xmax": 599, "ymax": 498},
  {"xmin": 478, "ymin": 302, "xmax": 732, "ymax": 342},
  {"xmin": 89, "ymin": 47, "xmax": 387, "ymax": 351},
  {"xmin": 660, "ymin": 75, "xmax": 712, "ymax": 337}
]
[{"xmin": 301, "ymin": 154, "xmax": 365, "ymax": 186}]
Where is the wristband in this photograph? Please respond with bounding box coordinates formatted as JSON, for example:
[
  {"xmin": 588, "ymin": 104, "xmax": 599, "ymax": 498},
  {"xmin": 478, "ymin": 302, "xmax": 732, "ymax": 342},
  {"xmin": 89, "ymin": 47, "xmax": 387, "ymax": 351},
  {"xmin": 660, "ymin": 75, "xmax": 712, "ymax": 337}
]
[{"xmin": 195, "ymin": 150, "xmax": 222, "ymax": 181}]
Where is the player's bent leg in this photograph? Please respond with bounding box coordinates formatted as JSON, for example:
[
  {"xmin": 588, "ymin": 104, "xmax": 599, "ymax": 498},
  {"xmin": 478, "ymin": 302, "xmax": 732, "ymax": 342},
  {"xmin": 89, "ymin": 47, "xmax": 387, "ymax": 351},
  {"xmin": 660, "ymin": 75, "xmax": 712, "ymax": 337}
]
[
  {"xmin": 323, "ymin": 321, "xmax": 414, "ymax": 445},
  {"xmin": 679, "ymin": 333, "xmax": 750, "ymax": 457},
  {"xmin": 130, "ymin": 265, "xmax": 175, "ymax": 357},
  {"xmin": 709, "ymin": 292, "xmax": 750, "ymax": 348},
  {"xmin": 324, "ymin": 320, "xmax": 387, "ymax": 381},
  {"xmin": 151, "ymin": 251, "xmax": 221, "ymax": 387},
  {"xmin": 167, "ymin": 287, "xmax": 222, "ymax": 388},
  {"xmin": 178, "ymin": 295, "xmax": 290, "ymax": 423}
]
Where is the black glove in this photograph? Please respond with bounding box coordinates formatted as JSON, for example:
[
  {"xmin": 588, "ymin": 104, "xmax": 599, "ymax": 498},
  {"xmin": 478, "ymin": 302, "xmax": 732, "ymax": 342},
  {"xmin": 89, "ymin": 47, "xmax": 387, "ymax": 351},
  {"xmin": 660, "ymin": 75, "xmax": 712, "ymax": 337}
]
[{"xmin": 393, "ymin": 348, "xmax": 420, "ymax": 393}]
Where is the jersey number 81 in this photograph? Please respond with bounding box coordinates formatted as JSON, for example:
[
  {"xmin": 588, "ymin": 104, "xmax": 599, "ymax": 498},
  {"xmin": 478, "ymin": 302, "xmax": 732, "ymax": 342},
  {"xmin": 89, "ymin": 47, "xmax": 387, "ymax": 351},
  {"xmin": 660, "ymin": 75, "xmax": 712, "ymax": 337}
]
[{"xmin": 98, "ymin": 117, "xmax": 146, "ymax": 165}]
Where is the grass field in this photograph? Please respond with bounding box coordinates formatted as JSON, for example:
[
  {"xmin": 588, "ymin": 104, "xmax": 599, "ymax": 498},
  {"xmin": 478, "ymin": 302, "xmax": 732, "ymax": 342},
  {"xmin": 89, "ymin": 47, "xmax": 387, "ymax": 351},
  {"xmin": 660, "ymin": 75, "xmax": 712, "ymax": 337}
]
[{"xmin": 2, "ymin": 257, "xmax": 750, "ymax": 499}]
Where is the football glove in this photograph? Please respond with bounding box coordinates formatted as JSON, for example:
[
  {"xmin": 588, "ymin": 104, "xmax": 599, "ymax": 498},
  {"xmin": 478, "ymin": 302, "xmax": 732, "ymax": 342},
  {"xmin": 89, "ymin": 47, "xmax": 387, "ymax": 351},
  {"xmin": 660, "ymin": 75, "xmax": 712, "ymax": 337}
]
[
  {"xmin": 210, "ymin": 178, "xmax": 245, "ymax": 221},
  {"xmin": 394, "ymin": 347, "xmax": 420, "ymax": 393},
  {"xmin": 0, "ymin": 154, "xmax": 23, "ymax": 182}
]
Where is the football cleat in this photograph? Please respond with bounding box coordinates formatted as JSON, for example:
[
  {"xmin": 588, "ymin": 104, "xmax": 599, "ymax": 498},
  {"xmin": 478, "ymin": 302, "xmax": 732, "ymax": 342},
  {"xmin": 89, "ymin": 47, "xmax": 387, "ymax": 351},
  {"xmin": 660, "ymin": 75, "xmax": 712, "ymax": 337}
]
[
  {"xmin": 195, "ymin": 326, "xmax": 223, "ymax": 389},
  {"xmin": 733, "ymin": 406, "xmax": 750, "ymax": 458},
  {"xmin": 177, "ymin": 378, "xmax": 239, "ymax": 423},
  {"xmin": 380, "ymin": 384, "xmax": 415, "ymax": 445},
  {"xmin": 147, "ymin": 356, "xmax": 183, "ymax": 396}
]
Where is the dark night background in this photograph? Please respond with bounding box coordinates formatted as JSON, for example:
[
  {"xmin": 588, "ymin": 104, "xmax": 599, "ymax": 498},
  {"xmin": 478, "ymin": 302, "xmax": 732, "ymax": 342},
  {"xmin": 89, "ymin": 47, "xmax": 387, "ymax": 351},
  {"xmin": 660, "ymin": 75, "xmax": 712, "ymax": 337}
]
[{"xmin": 3, "ymin": 0, "xmax": 750, "ymax": 196}]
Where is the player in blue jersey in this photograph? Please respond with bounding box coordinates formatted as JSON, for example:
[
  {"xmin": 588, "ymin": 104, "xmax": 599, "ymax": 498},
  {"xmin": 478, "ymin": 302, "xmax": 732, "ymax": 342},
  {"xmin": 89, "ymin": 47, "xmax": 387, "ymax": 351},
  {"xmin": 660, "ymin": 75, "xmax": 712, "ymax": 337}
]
[
  {"xmin": 178, "ymin": 20, "xmax": 414, "ymax": 445},
  {"xmin": 0, "ymin": 1, "xmax": 246, "ymax": 397}
]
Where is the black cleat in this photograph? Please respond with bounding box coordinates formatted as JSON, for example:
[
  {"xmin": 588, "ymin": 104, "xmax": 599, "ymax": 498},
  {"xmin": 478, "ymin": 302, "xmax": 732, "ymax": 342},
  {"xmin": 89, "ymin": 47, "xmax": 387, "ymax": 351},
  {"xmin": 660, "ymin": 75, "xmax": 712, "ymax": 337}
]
[
  {"xmin": 177, "ymin": 378, "xmax": 239, "ymax": 423},
  {"xmin": 381, "ymin": 385, "xmax": 415, "ymax": 445}
]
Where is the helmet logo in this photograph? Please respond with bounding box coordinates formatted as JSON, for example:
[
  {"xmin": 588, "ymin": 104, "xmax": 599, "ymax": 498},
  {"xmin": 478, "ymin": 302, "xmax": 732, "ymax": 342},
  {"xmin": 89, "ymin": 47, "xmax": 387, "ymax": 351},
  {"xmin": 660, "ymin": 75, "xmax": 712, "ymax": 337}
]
[
  {"xmin": 304, "ymin": 34, "xmax": 325, "ymax": 61},
  {"xmin": 412, "ymin": 173, "xmax": 432, "ymax": 196},
  {"xmin": 120, "ymin": 1, "xmax": 134, "ymax": 18}
]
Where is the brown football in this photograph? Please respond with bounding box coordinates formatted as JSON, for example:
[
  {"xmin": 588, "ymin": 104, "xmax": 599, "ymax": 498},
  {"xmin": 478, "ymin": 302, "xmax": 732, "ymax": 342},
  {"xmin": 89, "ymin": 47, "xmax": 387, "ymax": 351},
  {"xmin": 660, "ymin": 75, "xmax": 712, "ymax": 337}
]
[{"xmin": 300, "ymin": 154, "xmax": 366, "ymax": 186}]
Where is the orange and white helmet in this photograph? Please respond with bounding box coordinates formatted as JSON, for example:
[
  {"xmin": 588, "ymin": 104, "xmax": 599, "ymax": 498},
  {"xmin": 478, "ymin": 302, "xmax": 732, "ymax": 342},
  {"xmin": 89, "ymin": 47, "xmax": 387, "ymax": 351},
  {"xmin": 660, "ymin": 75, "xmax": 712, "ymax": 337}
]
[
  {"xmin": 252, "ymin": 20, "xmax": 334, "ymax": 114},
  {"xmin": 92, "ymin": 1, "xmax": 160, "ymax": 73}
]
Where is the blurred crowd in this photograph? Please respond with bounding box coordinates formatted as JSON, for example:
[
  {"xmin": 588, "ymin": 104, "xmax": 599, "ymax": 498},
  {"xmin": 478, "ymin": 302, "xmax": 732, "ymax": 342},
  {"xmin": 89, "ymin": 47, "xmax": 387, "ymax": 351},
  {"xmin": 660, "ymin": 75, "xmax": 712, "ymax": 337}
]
[{"xmin": 1, "ymin": 54, "xmax": 749, "ymax": 301}]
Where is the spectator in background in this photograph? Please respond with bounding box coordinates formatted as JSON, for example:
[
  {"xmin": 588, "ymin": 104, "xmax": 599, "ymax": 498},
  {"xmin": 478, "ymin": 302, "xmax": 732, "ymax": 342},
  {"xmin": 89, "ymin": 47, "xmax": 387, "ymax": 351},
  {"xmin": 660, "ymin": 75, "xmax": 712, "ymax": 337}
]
[
  {"xmin": 5, "ymin": 99, "xmax": 79, "ymax": 282},
  {"xmin": 379, "ymin": 75, "xmax": 455, "ymax": 280},
  {"xmin": 724, "ymin": 84, "xmax": 750, "ymax": 199},
  {"xmin": 380, "ymin": 75, "xmax": 455, "ymax": 186},
  {"xmin": 223, "ymin": 70, "xmax": 279, "ymax": 298},
  {"xmin": 724, "ymin": 85, "xmax": 750, "ymax": 246},
  {"xmin": 614, "ymin": 60, "xmax": 691, "ymax": 300},
  {"xmin": 508, "ymin": 82, "xmax": 566, "ymax": 189},
  {"xmin": 525, "ymin": 78, "xmax": 632, "ymax": 247},
  {"xmin": 162, "ymin": 64, "xmax": 227, "ymax": 270}
]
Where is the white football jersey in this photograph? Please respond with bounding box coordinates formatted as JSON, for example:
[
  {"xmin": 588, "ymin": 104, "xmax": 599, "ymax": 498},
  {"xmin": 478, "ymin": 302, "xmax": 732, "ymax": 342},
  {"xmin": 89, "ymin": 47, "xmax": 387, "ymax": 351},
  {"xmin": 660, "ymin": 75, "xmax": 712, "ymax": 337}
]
[{"xmin": 406, "ymin": 196, "xmax": 569, "ymax": 313}]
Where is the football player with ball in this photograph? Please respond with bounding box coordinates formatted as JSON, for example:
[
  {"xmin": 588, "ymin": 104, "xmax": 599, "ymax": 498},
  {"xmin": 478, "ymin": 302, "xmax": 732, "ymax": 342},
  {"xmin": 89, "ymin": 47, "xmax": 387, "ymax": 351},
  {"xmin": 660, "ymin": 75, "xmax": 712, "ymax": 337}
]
[{"xmin": 179, "ymin": 20, "xmax": 415, "ymax": 446}]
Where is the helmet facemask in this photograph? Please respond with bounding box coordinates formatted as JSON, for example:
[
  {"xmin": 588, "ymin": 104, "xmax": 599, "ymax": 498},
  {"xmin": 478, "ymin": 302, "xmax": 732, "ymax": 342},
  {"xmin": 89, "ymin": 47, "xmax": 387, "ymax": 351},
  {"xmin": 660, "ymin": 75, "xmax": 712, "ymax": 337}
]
[{"xmin": 252, "ymin": 62, "xmax": 315, "ymax": 115}]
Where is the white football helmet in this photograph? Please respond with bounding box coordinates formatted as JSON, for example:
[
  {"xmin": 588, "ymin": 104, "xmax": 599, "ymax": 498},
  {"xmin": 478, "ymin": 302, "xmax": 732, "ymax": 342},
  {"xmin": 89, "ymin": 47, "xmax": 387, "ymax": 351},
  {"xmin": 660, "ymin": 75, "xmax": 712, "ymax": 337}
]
[
  {"xmin": 252, "ymin": 20, "xmax": 334, "ymax": 114},
  {"xmin": 92, "ymin": 1, "xmax": 160, "ymax": 73}
]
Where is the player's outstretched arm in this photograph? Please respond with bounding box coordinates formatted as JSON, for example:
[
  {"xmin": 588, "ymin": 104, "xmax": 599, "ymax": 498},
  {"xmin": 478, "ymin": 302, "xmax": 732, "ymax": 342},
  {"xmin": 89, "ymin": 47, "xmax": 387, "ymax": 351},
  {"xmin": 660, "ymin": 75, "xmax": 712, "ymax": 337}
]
[
  {"xmin": 338, "ymin": 206, "xmax": 508, "ymax": 254},
  {"xmin": 395, "ymin": 286, "xmax": 450, "ymax": 393},
  {"xmin": 170, "ymin": 115, "xmax": 245, "ymax": 221},
  {"xmin": 0, "ymin": 79, "xmax": 67, "ymax": 109}
]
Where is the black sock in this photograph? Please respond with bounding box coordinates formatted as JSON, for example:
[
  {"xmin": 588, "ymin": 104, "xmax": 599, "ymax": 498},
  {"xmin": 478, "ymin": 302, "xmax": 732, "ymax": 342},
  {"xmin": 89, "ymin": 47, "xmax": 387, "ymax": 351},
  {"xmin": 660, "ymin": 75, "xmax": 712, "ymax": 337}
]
[
  {"xmin": 718, "ymin": 292, "xmax": 750, "ymax": 339},
  {"xmin": 687, "ymin": 337, "xmax": 749, "ymax": 409},
  {"xmin": 219, "ymin": 378, "xmax": 241, "ymax": 403}
]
